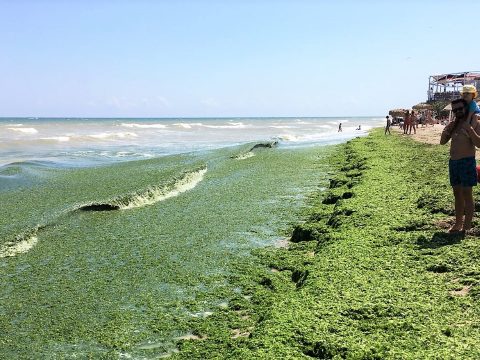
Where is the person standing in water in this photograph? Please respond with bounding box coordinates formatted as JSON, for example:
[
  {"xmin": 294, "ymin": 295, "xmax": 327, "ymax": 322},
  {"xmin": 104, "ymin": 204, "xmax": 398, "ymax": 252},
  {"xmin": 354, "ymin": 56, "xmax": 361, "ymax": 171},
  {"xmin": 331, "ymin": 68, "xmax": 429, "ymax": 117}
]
[{"xmin": 338, "ymin": 122, "xmax": 342, "ymax": 132}]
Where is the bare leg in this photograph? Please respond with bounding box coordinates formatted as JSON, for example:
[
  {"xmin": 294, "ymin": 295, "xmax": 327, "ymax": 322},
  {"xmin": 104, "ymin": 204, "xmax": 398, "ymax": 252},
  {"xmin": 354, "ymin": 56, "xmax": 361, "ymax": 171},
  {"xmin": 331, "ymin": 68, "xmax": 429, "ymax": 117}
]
[
  {"xmin": 449, "ymin": 186, "xmax": 464, "ymax": 232},
  {"xmin": 462, "ymin": 187, "xmax": 474, "ymax": 231}
]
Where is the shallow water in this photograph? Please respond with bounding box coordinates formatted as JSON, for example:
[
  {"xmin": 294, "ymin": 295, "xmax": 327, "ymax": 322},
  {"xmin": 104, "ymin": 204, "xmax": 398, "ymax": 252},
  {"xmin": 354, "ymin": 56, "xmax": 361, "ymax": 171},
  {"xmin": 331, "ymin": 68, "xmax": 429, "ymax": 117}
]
[
  {"xmin": 0, "ymin": 116, "xmax": 382, "ymax": 167},
  {"xmin": 0, "ymin": 142, "xmax": 333, "ymax": 358}
]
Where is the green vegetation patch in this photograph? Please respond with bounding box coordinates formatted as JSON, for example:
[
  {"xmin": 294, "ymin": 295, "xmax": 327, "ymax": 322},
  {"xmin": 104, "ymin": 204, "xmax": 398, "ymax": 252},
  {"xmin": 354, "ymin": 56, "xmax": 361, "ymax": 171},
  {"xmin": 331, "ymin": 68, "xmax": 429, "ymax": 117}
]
[{"xmin": 177, "ymin": 129, "xmax": 480, "ymax": 359}]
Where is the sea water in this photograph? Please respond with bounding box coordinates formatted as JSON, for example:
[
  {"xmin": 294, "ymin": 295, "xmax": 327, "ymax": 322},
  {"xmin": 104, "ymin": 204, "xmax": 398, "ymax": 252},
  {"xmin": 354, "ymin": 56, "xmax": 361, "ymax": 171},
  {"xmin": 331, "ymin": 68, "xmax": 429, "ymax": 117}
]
[
  {"xmin": 0, "ymin": 117, "xmax": 382, "ymax": 167},
  {"xmin": 0, "ymin": 116, "xmax": 383, "ymax": 358}
]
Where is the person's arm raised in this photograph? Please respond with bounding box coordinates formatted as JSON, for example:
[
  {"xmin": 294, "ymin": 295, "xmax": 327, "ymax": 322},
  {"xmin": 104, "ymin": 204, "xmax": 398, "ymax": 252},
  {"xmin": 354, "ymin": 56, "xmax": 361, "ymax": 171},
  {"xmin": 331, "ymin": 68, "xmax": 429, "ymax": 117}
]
[{"xmin": 463, "ymin": 115, "xmax": 480, "ymax": 147}]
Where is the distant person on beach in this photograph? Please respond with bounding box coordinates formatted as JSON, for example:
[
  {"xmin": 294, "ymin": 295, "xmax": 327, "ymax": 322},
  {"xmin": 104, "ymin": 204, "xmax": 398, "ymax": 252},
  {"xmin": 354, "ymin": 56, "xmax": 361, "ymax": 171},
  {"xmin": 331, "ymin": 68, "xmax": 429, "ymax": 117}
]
[
  {"xmin": 420, "ymin": 112, "xmax": 426, "ymax": 127},
  {"xmin": 440, "ymin": 98, "xmax": 480, "ymax": 232},
  {"xmin": 404, "ymin": 110, "xmax": 410, "ymax": 134},
  {"xmin": 410, "ymin": 110, "xmax": 417, "ymax": 134},
  {"xmin": 338, "ymin": 123, "xmax": 342, "ymax": 132},
  {"xmin": 460, "ymin": 85, "xmax": 480, "ymax": 125},
  {"xmin": 356, "ymin": 125, "xmax": 361, "ymax": 130},
  {"xmin": 385, "ymin": 116, "xmax": 391, "ymax": 135}
]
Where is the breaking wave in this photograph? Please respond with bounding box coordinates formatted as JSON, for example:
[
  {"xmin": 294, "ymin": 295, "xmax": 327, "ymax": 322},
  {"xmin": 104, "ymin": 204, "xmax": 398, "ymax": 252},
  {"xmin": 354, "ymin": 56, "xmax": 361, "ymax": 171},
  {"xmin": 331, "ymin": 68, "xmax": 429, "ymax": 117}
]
[
  {"xmin": 40, "ymin": 136, "xmax": 71, "ymax": 142},
  {"xmin": 79, "ymin": 167, "xmax": 207, "ymax": 211},
  {"xmin": 231, "ymin": 141, "xmax": 278, "ymax": 160},
  {"xmin": 0, "ymin": 228, "xmax": 40, "ymax": 258},
  {"xmin": 120, "ymin": 123, "xmax": 168, "ymax": 129},
  {"xmin": 88, "ymin": 132, "xmax": 138, "ymax": 140},
  {"xmin": 7, "ymin": 127, "xmax": 38, "ymax": 134},
  {"xmin": 234, "ymin": 152, "xmax": 255, "ymax": 160}
]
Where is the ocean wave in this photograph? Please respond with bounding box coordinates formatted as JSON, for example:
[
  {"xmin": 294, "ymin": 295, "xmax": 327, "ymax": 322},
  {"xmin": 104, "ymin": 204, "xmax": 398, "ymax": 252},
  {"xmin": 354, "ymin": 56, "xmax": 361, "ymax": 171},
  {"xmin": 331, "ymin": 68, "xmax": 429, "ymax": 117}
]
[
  {"xmin": 88, "ymin": 132, "xmax": 138, "ymax": 140},
  {"xmin": 97, "ymin": 151, "xmax": 155, "ymax": 159},
  {"xmin": 40, "ymin": 136, "xmax": 71, "ymax": 142},
  {"xmin": 7, "ymin": 127, "xmax": 38, "ymax": 134},
  {"xmin": 120, "ymin": 167, "xmax": 207, "ymax": 209},
  {"xmin": 0, "ymin": 227, "xmax": 40, "ymax": 258},
  {"xmin": 173, "ymin": 122, "xmax": 204, "ymax": 129},
  {"xmin": 120, "ymin": 123, "xmax": 168, "ymax": 129},
  {"xmin": 173, "ymin": 122, "xmax": 247, "ymax": 129},
  {"xmin": 203, "ymin": 122, "xmax": 247, "ymax": 129},
  {"xmin": 234, "ymin": 152, "xmax": 255, "ymax": 160},
  {"xmin": 328, "ymin": 120, "xmax": 350, "ymax": 125},
  {"xmin": 269, "ymin": 125, "xmax": 297, "ymax": 129},
  {"xmin": 79, "ymin": 167, "xmax": 207, "ymax": 211},
  {"xmin": 277, "ymin": 134, "xmax": 301, "ymax": 141},
  {"xmin": 295, "ymin": 120, "xmax": 312, "ymax": 124}
]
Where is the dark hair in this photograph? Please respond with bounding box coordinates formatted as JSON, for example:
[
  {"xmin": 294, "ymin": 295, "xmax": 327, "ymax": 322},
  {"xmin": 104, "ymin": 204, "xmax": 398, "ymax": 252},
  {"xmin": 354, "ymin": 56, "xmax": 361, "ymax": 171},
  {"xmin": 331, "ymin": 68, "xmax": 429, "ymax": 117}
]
[{"xmin": 451, "ymin": 98, "xmax": 468, "ymax": 107}]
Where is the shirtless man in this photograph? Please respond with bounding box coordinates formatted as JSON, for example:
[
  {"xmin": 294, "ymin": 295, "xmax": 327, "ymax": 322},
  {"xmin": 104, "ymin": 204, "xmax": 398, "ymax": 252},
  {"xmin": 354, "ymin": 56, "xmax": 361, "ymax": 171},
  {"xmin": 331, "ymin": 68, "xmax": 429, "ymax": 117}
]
[{"xmin": 440, "ymin": 98, "xmax": 480, "ymax": 232}]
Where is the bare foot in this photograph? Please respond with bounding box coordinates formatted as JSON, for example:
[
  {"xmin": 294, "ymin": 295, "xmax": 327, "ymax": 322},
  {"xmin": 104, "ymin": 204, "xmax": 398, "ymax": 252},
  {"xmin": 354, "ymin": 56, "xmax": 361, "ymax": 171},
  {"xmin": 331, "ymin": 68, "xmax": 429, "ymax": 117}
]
[{"xmin": 448, "ymin": 224, "xmax": 463, "ymax": 233}]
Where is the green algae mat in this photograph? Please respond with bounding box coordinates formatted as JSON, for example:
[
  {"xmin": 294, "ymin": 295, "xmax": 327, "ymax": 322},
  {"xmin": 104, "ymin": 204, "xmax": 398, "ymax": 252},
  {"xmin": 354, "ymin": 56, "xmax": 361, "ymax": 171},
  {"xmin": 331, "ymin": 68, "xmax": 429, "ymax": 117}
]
[
  {"xmin": 0, "ymin": 144, "xmax": 330, "ymax": 359},
  {"xmin": 3, "ymin": 131, "xmax": 480, "ymax": 359},
  {"xmin": 177, "ymin": 130, "xmax": 480, "ymax": 359}
]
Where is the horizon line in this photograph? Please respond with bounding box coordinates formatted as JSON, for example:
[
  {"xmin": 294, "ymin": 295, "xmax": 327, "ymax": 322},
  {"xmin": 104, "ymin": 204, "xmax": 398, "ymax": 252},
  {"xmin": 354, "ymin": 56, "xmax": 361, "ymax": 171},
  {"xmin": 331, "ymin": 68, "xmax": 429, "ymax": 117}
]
[{"xmin": 0, "ymin": 115, "xmax": 383, "ymax": 119}]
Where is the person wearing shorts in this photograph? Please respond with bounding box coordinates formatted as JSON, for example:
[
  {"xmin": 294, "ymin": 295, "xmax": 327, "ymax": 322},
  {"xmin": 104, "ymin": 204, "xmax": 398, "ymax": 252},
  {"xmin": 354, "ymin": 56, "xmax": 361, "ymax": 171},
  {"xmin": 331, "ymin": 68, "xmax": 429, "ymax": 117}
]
[
  {"xmin": 440, "ymin": 98, "xmax": 480, "ymax": 232},
  {"xmin": 449, "ymin": 157, "xmax": 477, "ymax": 187}
]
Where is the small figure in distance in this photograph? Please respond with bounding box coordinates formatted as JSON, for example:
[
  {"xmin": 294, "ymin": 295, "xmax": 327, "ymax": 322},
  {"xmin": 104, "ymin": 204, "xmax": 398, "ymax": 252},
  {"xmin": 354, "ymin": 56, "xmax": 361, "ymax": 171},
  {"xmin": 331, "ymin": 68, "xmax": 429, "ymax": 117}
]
[
  {"xmin": 356, "ymin": 125, "xmax": 361, "ymax": 130},
  {"xmin": 338, "ymin": 122, "xmax": 342, "ymax": 132},
  {"xmin": 385, "ymin": 115, "xmax": 391, "ymax": 135},
  {"xmin": 460, "ymin": 85, "xmax": 480, "ymax": 125},
  {"xmin": 440, "ymin": 98, "xmax": 480, "ymax": 233},
  {"xmin": 404, "ymin": 110, "xmax": 410, "ymax": 134},
  {"xmin": 410, "ymin": 110, "xmax": 417, "ymax": 134}
]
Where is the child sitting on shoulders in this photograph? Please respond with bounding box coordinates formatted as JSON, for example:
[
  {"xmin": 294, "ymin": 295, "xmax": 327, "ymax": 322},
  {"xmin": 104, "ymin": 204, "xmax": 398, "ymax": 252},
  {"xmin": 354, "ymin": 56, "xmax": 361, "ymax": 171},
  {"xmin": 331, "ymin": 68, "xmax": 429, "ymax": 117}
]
[{"xmin": 460, "ymin": 85, "xmax": 480, "ymax": 125}]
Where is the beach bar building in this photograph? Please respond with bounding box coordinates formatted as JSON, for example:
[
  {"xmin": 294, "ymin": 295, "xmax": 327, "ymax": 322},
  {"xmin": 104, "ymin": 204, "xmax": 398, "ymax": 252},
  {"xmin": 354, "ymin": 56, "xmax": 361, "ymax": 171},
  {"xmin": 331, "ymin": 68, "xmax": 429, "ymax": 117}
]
[{"xmin": 427, "ymin": 71, "xmax": 480, "ymax": 102}]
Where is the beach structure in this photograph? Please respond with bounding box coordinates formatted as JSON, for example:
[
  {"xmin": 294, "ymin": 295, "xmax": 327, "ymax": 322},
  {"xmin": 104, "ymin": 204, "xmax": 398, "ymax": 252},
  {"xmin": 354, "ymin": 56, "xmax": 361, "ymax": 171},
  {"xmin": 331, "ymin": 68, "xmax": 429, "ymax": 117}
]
[{"xmin": 427, "ymin": 71, "xmax": 480, "ymax": 102}]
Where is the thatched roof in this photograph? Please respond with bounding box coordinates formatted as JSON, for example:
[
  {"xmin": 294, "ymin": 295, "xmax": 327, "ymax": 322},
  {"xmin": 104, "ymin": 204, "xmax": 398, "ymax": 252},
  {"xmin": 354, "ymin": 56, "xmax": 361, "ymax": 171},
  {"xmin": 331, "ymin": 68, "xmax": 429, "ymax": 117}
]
[
  {"xmin": 412, "ymin": 103, "xmax": 433, "ymax": 110},
  {"xmin": 388, "ymin": 109, "xmax": 409, "ymax": 117}
]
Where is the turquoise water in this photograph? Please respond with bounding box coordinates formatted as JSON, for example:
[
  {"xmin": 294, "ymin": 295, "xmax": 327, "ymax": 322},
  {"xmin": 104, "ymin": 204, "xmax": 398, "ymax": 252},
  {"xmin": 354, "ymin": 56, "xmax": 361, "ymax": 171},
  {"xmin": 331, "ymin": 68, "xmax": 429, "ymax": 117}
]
[{"xmin": 0, "ymin": 140, "xmax": 333, "ymax": 358}]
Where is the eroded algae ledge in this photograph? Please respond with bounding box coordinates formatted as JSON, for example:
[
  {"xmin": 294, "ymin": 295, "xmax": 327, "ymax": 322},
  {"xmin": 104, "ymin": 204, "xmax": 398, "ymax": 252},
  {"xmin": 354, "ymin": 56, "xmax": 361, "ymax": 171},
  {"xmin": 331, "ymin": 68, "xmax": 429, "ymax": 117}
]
[{"xmin": 177, "ymin": 129, "xmax": 480, "ymax": 359}]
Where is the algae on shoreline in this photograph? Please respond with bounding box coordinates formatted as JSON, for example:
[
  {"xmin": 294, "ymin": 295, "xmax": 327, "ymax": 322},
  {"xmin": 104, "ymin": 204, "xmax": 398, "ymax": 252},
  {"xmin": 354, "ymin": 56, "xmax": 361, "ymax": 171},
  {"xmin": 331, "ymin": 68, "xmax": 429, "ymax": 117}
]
[
  {"xmin": 177, "ymin": 129, "xmax": 480, "ymax": 359},
  {"xmin": 3, "ymin": 130, "xmax": 480, "ymax": 359},
  {"xmin": 0, "ymin": 144, "xmax": 330, "ymax": 359}
]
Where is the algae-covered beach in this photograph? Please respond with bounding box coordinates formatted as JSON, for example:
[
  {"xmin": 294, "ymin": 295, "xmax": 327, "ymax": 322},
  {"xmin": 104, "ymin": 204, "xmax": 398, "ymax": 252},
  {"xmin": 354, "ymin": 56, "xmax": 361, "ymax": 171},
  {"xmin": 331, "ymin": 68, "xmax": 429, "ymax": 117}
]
[
  {"xmin": 176, "ymin": 128, "xmax": 480, "ymax": 359},
  {"xmin": 0, "ymin": 136, "xmax": 333, "ymax": 358},
  {"xmin": 3, "ymin": 1, "xmax": 480, "ymax": 358},
  {"xmin": 2, "ymin": 127, "xmax": 480, "ymax": 358}
]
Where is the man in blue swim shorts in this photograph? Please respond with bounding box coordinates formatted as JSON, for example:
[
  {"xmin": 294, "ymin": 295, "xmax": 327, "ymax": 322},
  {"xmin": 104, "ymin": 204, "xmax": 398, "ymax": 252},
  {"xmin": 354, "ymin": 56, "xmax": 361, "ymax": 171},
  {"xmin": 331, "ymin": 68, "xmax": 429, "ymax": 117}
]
[{"xmin": 440, "ymin": 98, "xmax": 480, "ymax": 232}]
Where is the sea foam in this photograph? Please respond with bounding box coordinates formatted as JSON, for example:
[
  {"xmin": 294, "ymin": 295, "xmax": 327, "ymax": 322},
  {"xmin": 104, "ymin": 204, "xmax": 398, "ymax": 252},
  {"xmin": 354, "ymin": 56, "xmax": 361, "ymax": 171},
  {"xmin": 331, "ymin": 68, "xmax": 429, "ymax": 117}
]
[
  {"xmin": 88, "ymin": 132, "xmax": 138, "ymax": 140},
  {"xmin": 120, "ymin": 168, "xmax": 207, "ymax": 209},
  {"xmin": 0, "ymin": 235, "xmax": 38, "ymax": 258},
  {"xmin": 7, "ymin": 127, "xmax": 38, "ymax": 134},
  {"xmin": 120, "ymin": 123, "xmax": 168, "ymax": 129}
]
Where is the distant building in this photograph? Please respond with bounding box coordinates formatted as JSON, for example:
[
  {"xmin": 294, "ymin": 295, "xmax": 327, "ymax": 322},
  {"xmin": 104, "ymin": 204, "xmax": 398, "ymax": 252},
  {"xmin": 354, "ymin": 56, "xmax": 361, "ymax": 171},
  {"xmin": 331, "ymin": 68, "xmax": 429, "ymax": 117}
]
[{"xmin": 427, "ymin": 71, "xmax": 480, "ymax": 103}]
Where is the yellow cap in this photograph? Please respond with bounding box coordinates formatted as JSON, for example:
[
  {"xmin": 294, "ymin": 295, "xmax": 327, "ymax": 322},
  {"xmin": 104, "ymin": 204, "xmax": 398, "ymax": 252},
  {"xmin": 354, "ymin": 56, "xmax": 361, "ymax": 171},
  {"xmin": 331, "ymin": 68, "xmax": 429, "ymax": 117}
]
[{"xmin": 461, "ymin": 85, "xmax": 478, "ymax": 97}]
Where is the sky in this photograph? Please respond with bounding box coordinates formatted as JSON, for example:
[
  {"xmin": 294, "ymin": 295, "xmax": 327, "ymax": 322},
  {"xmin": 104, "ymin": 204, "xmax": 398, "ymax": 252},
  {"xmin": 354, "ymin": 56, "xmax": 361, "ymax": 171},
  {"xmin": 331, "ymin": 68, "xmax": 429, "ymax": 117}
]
[{"xmin": 1, "ymin": 0, "xmax": 479, "ymax": 118}]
